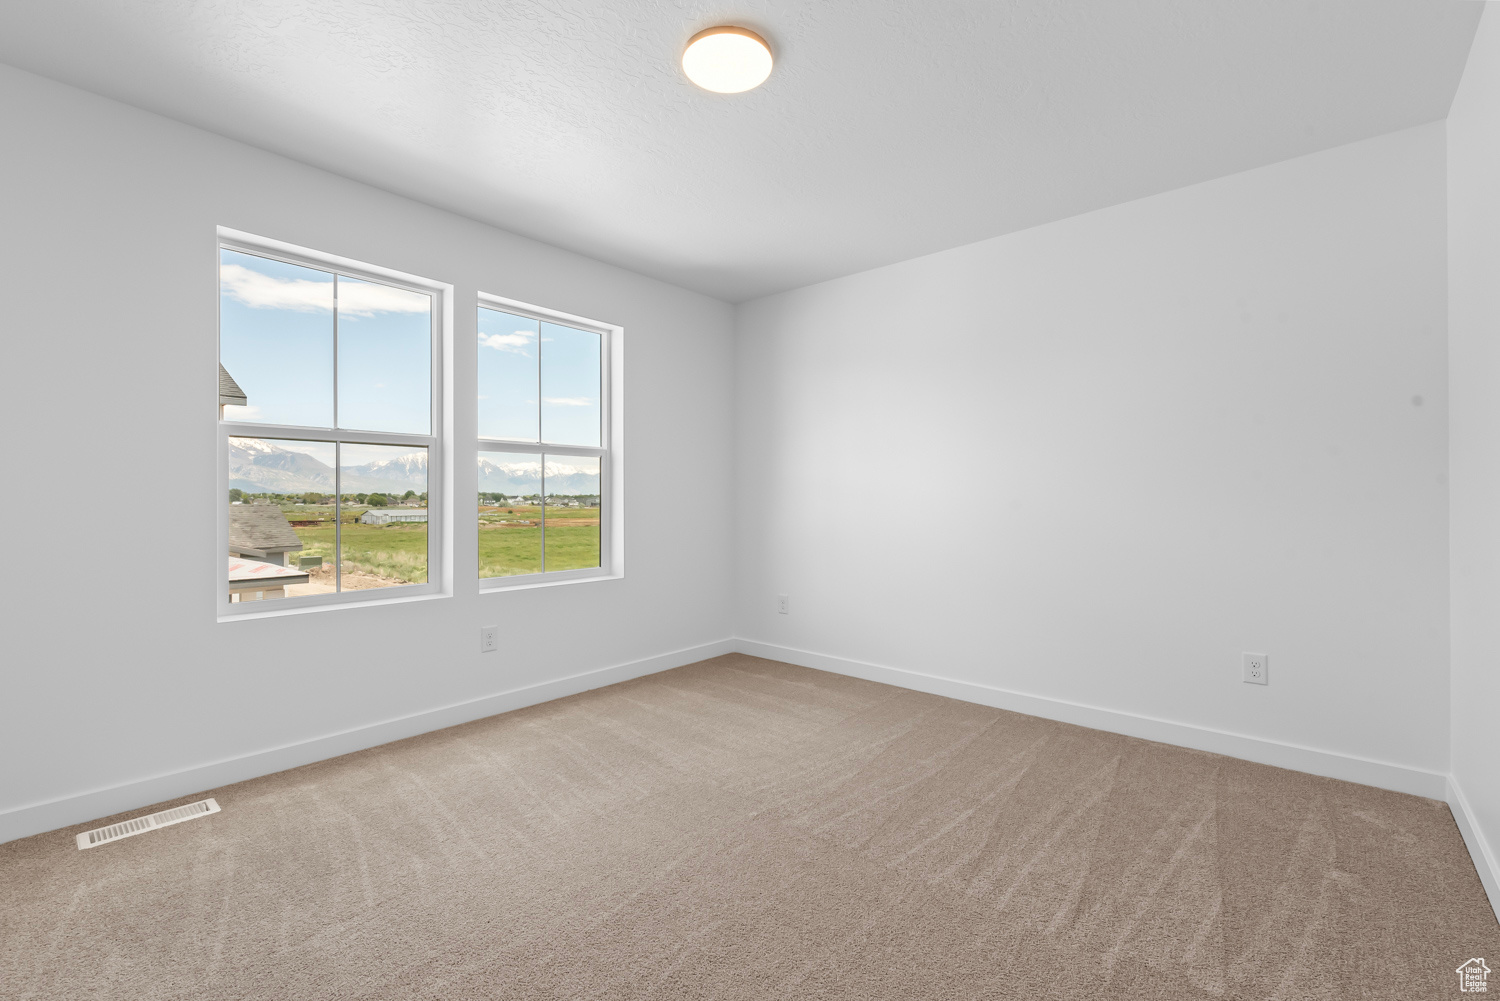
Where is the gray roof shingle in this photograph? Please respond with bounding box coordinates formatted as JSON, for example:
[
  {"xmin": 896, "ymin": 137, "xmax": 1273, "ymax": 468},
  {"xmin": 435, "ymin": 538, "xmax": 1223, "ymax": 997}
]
[
  {"xmin": 228, "ymin": 504, "xmax": 304, "ymax": 555},
  {"xmin": 219, "ymin": 364, "xmax": 247, "ymax": 406}
]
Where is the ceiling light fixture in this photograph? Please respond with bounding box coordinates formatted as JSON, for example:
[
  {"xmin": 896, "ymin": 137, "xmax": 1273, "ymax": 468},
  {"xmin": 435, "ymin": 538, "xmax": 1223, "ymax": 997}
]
[{"xmin": 682, "ymin": 26, "xmax": 773, "ymax": 94}]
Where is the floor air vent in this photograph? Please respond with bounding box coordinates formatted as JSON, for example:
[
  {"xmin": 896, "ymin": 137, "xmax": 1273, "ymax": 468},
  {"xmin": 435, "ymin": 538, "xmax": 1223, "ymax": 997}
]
[{"xmin": 75, "ymin": 798, "xmax": 221, "ymax": 850}]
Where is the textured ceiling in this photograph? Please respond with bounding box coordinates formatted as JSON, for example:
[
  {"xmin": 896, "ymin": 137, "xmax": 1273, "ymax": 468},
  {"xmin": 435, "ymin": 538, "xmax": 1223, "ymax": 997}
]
[{"xmin": 0, "ymin": 1, "xmax": 1482, "ymax": 302}]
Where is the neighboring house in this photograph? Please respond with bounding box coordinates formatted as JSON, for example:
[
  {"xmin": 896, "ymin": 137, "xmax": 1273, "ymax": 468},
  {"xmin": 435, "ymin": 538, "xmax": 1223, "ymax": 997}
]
[
  {"xmin": 361, "ymin": 509, "xmax": 428, "ymax": 525},
  {"xmin": 227, "ymin": 556, "xmax": 309, "ymax": 602},
  {"xmin": 218, "ymin": 363, "xmax": 247, "ymax": 417},
  {"xmin": 229, "ymin": 503, "xmax": 304, "ymax": 566}
]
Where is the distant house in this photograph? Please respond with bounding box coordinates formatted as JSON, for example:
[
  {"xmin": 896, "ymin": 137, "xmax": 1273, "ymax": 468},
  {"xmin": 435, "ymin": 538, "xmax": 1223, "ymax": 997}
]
[
  {"xmin": 229, "ymin": 503, "xmax": 304, "ymax": 566},
  {"xmin": 227, "ymin": 556, "xmax": 309, "ymax": 602},
  {"xmin": 361, "ymin": 509, "xmax": 428, "ymax": 525},
  {"xmin": 218, "ymin": 363, "xmax": 247, "ymax": 417}
]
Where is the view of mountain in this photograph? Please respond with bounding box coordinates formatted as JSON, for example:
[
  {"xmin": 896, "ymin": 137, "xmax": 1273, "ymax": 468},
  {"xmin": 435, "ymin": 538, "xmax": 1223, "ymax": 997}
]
[
  {"xmin": 228, "ymin": 437, "xmax": 427, "ymax": 495},
  {"xmin": 345, "ymin": 452, "xmax": 428, "ymax": 493},
  {"xmin": 477, "ymin": 455, "xmax": 600, "ymax": 495},
  {"xmin": 229, "ymin": 438, "xmax": 599, "ymax": 496},
  {"xmin": 227, "ymin": 438, "xmax": 336, "ymax": 493}
]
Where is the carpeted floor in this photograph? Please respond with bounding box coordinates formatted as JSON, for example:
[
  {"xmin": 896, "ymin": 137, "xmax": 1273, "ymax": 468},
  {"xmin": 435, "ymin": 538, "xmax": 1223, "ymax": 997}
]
[{"xmin": 2, "ymin": 654, "xmax": 1496, "ymax": 999}]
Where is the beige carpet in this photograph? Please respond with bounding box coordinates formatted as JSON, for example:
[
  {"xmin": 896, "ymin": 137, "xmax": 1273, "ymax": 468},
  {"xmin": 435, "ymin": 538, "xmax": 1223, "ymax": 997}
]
[{"xmin": 2, "ymin": 654, "xmax": 1496, "ymax": 999}]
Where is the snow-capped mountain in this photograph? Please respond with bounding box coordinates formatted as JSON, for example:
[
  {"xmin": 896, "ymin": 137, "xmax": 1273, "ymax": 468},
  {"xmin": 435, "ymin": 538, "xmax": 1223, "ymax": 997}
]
[
  {"xmin": 228, "ymin": 438, "xmax": 598, "ymax": 496},
  {"xmin": 478, "ymin": 455, "xmax": 600, "ymax": 495},
  {"xmin": 341, "ymin": 452, "xmax": 428, "ymax": 493},
  {"xmin": 228, "ymin": 437, "xmax": 427, "ymax": 494},
  {"xmin": 228, "ymin": 437, "xmax": 335, "ymax": 493}
]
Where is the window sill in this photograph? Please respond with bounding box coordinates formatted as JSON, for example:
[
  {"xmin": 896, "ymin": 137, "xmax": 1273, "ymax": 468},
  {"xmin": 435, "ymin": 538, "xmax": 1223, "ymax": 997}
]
[
  {"xmin": 479, "ymin": 570, "xmax": 622, "ymax": 594},
  {"xmin": 218, "ymin": 585, "xmax": 448, "ymax": 622}
]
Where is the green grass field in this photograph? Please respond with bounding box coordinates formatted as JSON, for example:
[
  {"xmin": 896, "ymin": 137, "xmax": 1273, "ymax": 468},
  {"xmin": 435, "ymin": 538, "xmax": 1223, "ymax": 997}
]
[
  {"xmin": 276, "ymin": 502, "xmax": 598, "ymax": 584},
  {"xmin": 478, "ymin": 503, "xmax": 599, "ymax": 578},
  {"xmin": 291, "ymin": 518, "xmax": 429, "ymax": 584}
]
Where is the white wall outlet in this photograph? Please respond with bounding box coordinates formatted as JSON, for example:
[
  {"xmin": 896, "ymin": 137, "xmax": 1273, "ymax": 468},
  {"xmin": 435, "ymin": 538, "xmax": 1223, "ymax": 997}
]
[
  {"xmin": 777, "ymin": 594, "xmax": 789, "ymax": 615},
  {"xmin": 1243, "ymin": 652, "xmax": 1268, "ymax": 685},
  {"xmin": 481, "ymin": 626, "xmax": 498, "ymax": 653}
]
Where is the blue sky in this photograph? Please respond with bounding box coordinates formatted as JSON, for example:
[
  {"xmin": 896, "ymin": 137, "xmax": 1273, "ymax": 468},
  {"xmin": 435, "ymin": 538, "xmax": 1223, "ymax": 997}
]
[
  {"xmin": 477, "ymin": 308, "xmax": 538, "ymax": 440},
  {"xmin": 478, "ymin": 307, "xmax": 600, "ymax": 446},
  {"xmin": 220, "ymin": 250, "xmax": 431, "ymax": 433}
]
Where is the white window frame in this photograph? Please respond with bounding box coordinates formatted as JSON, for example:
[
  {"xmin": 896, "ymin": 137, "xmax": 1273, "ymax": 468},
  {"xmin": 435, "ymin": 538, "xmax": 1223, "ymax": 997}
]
[
  {"xmin": 217, "ymin": 228, "xmax": 451, "ymax": 618},
  {"xmin": 477, "ymin": 291, "xmax": 622, "ymax": 590}
]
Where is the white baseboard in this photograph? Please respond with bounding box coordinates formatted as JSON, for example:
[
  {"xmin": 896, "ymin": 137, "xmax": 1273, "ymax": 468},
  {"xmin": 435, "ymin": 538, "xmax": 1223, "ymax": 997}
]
[
  {"xmin": 1448, "ymin": 775, "xmax": 1500, "ymax": 922},
  {"xmin": 0, "ymin": 638, "xmax": 736, "ymax": 846},
  {"xmin": 733, "ymin": 638, "xmax": 1450, "ymax": 800},
  {"xmin": 6, "ymin": 630, "xmax": 1475, "ymax": 900}
]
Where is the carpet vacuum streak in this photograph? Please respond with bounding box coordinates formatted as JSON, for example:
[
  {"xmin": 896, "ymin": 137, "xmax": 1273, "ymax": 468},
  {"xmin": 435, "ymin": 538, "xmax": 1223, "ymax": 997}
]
[{"xmin": 2, "ymin": 654, "xmax": 1496, "ymax": 999}]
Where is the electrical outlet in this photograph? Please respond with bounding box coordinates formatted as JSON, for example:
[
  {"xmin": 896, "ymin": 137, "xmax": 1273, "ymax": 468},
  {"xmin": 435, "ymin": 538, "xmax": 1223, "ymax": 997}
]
[
  {"xmin": 481, "ymin": 626, "xmax": 498, "ymax": 653},
  {"xmin": 777, "ymin": 594, "xmax": 789, "ymax": 615},
  {"xmin": 1243, "ymin": 652, "xmax": 1268, "ymax": 685}
]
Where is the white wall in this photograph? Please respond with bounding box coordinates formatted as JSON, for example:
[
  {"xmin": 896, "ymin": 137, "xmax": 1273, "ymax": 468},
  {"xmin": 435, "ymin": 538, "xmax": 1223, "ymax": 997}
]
[
  {"xmin": 0, "ymin": 64, "xmax": 735, "ymax": 842},
  {"xmin": 735, "ymin": 123, "xmax": 1450, "ymax": 787},
  {"xmin": 0, "ymin": 50, "xmax": 1471, "ymax": 858},
  {"xmin": 1448, "ymin": 6, "xmax": 1500, "ymax": 909}
]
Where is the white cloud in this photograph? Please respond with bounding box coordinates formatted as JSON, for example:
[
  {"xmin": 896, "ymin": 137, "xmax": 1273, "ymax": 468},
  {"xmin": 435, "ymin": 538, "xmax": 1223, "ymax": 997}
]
[
  {"xmin": 478, "ymin": 330, "xmax": 534, "ymax": 354},
  {"xmin": 220, "ymin": 265, "xmax": 429, "ymax": 317},
  {"xmin": 220, "ymin": 264, "xmax": 331, "ymax": 313},
  {"xmin": 337, "ymin": 279, "xmax": 430, "ymax": 317},
  {"xmin": 544, "ymin": 396, "xmax": 593, "ymax": 407}
]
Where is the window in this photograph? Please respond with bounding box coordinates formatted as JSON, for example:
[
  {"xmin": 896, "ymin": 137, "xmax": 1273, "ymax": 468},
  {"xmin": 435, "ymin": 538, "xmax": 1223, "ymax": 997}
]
[
  {"xmin": 477, "ymin": 294, "xmax": 615, "ymax": 585},
  {"xmin": 218, "ymin": 232, "xmax": 444, "ymax": 612}
]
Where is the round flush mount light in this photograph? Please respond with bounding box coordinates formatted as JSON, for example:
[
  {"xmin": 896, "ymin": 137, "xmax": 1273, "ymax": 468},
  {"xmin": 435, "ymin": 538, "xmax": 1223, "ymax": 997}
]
[{"xmin": 682, "ymin": 26, "xmax": 773, "ymax": 93}]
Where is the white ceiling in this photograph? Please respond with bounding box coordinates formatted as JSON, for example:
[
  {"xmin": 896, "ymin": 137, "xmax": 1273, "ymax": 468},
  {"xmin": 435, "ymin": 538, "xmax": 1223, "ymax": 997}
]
[{"xmin": 0, "ymin": 1, "xmax": 1482, "ymax": 302}]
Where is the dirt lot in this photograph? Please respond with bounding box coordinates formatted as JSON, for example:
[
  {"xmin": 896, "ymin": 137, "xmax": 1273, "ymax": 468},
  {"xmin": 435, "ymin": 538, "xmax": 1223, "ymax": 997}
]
[{"xmin": 298, "ymin": 562, "xmax": 413, "ymax": 592}]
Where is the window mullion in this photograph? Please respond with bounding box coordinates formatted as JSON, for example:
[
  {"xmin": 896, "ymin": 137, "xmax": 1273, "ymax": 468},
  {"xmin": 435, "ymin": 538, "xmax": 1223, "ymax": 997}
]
[
  {"xmin": 220, "ymin": 423, "xmax": 434, "ymax": 449},
  {"xmin": 333, "ymin": 274, "xmax": 340, "ymax": 431},
  {"xmin": 536, "ymin": 309, "xmax": 544, "ymax": 445},
  {"xmin": 334, "ymin": 431, "xmax": 436, "ymax": 447},
  {"xmin": 334, "ymin": 442, "xmax": 342, "ymax": 594},
  {"xmin": 478, "ymin": 440, "xmax": 546, "ymax": 455},
  {"xmin": 477, "ymin": 441, "xmax": 603, "ymax": 458}
]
